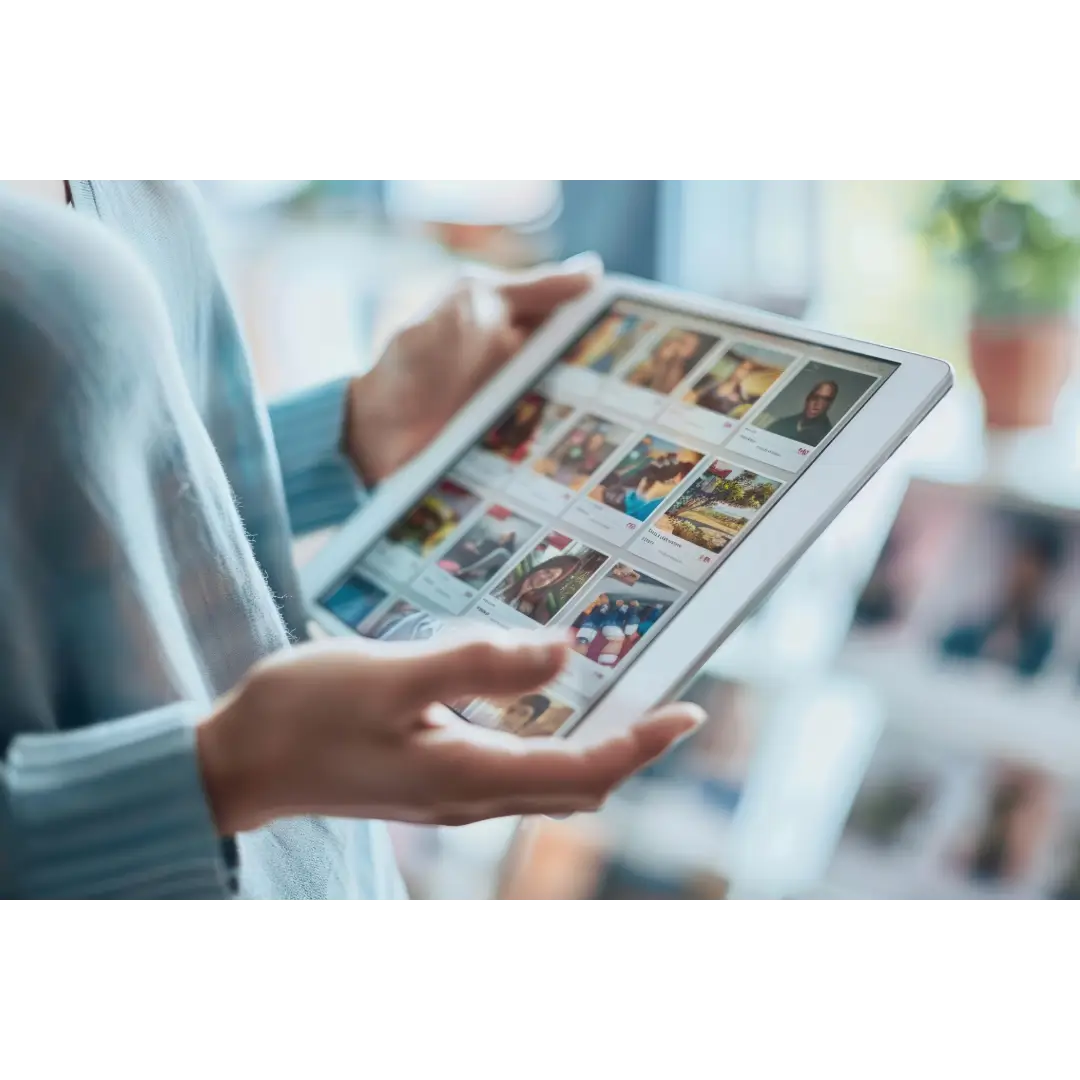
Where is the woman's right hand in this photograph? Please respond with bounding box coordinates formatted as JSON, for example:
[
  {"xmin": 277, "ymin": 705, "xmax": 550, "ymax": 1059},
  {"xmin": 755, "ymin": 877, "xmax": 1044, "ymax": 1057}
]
[{"xmin": 196, "ymin": 629, "xmax": 703, "ymax": 835}]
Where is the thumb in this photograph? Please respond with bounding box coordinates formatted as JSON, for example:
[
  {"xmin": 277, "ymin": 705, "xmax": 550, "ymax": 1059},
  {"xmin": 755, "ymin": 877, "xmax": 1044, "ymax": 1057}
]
[
  {"xmin": 499, "ymin": 252, "xmax": 604, "ymax": 321},
  {"xmin": 387, "ymin": 628, "xmax": 569, "ymax": 710}
]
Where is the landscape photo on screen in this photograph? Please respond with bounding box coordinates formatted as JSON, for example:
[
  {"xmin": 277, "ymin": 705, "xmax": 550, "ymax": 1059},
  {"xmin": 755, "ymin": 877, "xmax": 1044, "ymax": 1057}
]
[
  {"xmin": 681, "ymin": 341, "xmax": 793, "ymax": 419},
  {"xmin": 569, "ymin": 562, "xmax": 683, "ymax": 669},
  {"xmin": 559, "ymin": 307, "xmax": 655, "ymax": 374},
  {"xmin": 652, "ymin": 461, "xmax": 783, "ymax": 552},
  {"xmin": 621, "ymin": 327, "xmax": 720, "ymax": 394},
  {"xmin": 586, "ymin": 435, "xmax": 704, "ymax": 522},
  {"xmin": 489, "ymin": 531, "xmax": 608, "ymax": 626}
]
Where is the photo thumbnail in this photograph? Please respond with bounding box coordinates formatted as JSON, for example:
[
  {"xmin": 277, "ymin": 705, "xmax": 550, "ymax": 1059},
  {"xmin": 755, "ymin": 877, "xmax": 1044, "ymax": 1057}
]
[
  {"xmin": 588, "ymin": 436, "xmax": 704, "ymax": 522},
  {"xmin": 565, "ymin": 434, "xmax": 704, "ymax": 542},
  {"xmin": 387, "ymin": 479, "xmax": 481, "ymax": 557},
  {"xmin": 682, "ymin": 341, "xmax": 793, "ymax": 419},
  {"xmin": 466, "ymin": 691, "xmax": 576, "ymax": 738},
  {"xmin": 488, "ymin": 531, "xmax": 608, "ymax": 627},
  {"xmin": 413, "ymin": 504, "xmax": 540, "ymax": 614},
  {"xmin": 559, "ymin": 306, "xmax": 655, "ymax": 374},
  {"xmin": 569, "ymin": 562, "xmax": 682, "ymax": 671},
  {"xmin": 362, "ymin": 598, "xmax": 420, "ymax": 638},
  {"xmin": 734, "ymin": 359, "xmax": 878, "ymax": 470},
  {"xmin": 320, "ymin": 573, "xmax": 390, "ymax": 631},
  {"xmin": 364, "ymin": 478, "xmax": 483, "ymax": 582},
  {"xmin": 621, "ymin": 327, "xmax": 720, "ymax": 395},
  {"xmin": 518, "ymin": 414, "xmax": 633, "ymax": 513},
  {"xmin": 480, "ymin": 391, "xmax": 572, "ymax": 464},
  {"xmin": 632, "ymin": 460, "xmax": 782, "ymax": 579}
]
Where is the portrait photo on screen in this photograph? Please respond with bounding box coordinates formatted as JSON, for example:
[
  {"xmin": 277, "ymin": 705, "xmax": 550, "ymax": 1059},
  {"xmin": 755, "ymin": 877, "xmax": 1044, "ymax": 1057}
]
[
  {"xmin": 529, "ymin": 414, "xmax": 632, "ymax": 492},
  {"xmin": 467, "ymin": 691, "xmax": 576, "ymax": 737},
  {"xmin": 682, "ymin": 341, "xmax": 793, "ymax": 419},
  {"xmin": 434, "ymin": 504, "xmax": 539, "ymax": 588},
  {"xmin": 569, "ymin": 562, "xmax": 683, "ymax": 670},
  {"xmin": 559, "ymin": 306, "xmax": 655, "ymax": 374},
  {"xmin": 387, "ymin": 479, "xmax": 482, "ymax": 556},
  {"xmin": 754, "ymin": 361, "xmax": 877, "ymax": 448},
  {"xmin": 490, "ymin": 531, "xmax": 608, "ymax": 626},
  {"xmin": 621, "ymin": 328, "xmax": 720, "ymax": 394},
  {"xmin": 587, "ymin": 435, "xmax": 704, "ymax": 522},
  {"xmin": 479, "ymin": 390, "xmax": 572, "ymax": 464}
]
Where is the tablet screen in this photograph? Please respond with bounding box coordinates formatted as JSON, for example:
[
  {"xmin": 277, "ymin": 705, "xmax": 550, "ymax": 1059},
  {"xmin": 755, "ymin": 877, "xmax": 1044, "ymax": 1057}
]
[{"xmin": 317, "ymin": 297, "xmax": 898, "ymax": 737}]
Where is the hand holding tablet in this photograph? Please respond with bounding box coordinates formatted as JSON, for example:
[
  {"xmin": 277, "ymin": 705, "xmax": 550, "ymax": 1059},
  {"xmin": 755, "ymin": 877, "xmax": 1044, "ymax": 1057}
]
[
  {"xmin": 197, "ymin": 628, "xmax": 704, "ymax": 832},
  {"xmin": 304, "ymin": 274, "xmax": 952, "ymax": 747}
]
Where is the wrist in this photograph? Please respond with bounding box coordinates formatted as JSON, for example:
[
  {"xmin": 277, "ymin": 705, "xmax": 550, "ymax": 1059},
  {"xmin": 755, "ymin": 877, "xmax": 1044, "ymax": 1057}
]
[
  {"xmin": 196, "ymin": 691, "xmax": 267, "ymax": 836},
  {"xmin": 344, "ymin": 370, "xmax": 395, "ymax": 487}
]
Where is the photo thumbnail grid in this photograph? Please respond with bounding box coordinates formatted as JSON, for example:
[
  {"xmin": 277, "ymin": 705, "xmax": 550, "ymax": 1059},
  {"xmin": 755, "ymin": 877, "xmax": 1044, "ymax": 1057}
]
[{"xmin": 319, "ymin": 298, "xmax": 896, "ymax": 738}]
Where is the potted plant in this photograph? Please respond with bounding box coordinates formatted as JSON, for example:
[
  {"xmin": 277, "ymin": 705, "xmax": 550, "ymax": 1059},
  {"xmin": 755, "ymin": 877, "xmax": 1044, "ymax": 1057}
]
[{"xmin": 923, "ymin": 181, "xmax": 1080, "ymax": 428}]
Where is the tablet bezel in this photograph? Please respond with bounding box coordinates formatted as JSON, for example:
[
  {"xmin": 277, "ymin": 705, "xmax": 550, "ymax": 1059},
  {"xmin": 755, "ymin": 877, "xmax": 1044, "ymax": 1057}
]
[{"xmin": 300, "ymin": 274, "xmax": 953, "ymax": 740}]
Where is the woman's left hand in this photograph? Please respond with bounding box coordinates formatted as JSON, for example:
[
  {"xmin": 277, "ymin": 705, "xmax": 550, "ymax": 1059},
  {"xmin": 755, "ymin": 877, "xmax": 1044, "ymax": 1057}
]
[{"xmin": 344, "ymin": 254, "xmax": 601, "ymax": 486}]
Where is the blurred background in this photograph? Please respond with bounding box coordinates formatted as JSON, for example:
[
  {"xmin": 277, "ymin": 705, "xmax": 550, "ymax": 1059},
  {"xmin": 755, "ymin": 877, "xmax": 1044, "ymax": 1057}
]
[{"xmin": 200, "ymin": 180, "xmax": 1080, "ymax": 899}]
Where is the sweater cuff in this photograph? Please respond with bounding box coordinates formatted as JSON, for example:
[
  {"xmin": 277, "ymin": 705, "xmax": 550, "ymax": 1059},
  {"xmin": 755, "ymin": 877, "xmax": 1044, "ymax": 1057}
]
[
  {"xmin": 2, "ymin": 704, "xmax": 235, "ymax": 899},
  {"xmin": 269, "ymin": 377, "xmax": 368, "ymax": 536}
]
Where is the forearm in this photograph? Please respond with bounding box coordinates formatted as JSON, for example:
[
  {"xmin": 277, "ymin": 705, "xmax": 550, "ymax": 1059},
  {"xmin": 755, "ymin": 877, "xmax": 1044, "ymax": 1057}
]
[
  {"xmin": 268, "ymin": 377, "xmax": 369, "ymax": 536},
  {"xmin": 1, "ymin": 703, "xmax": 235, "ymax": 900}
]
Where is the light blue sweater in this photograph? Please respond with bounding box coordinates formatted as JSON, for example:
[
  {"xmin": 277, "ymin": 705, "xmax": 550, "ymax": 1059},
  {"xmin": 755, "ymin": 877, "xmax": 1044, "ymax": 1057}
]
[{"xmin": 0, "ymin": 181, "xmax": 405, "ymax": 898}]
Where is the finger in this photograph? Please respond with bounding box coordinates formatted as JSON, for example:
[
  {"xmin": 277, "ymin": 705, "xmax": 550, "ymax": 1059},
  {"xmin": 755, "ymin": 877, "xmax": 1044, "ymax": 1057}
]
[
  {"xmin": 386, "ymin": 628, "xmax": 570, "ymax": 710},
  {"xmin": 498, "ymin": 252, "xmax": 603, "ymax": 322},
  {"xmin": 442, "ymin": 703, "xmax": 706, "ymax": 803}
]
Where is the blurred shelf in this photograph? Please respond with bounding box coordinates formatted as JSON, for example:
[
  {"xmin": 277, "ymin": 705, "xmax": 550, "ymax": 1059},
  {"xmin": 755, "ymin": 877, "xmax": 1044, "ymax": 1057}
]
[{"xmin": 840, "ymin": 640, "xmax": 1080, "ymax": 776}]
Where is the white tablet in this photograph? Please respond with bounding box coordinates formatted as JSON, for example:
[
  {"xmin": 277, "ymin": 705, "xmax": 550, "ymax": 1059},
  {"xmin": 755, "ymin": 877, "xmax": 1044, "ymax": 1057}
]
[{"xmin": 301, "ymin": 275, "xmax": 952, "ymax": 742}]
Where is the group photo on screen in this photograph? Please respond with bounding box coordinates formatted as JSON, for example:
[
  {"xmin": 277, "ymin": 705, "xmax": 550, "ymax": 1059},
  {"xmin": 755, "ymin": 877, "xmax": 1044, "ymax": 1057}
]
[
  {"xmin": 530, "ymin": 414, "xmax": 632, "ymax": 492},
  {"xmin": 479, "ymin": 390, "xmax": 572, "ymax": 464},
  {"xmin": 387, "ymin": 479, "xmax": 482, "ymax": 556},
  {"xmin": 559, "ymin": 305, "xmax": 655, "ymax": 374},
  {"xmin": 621, "ymin": 327, "xmax": 720, "ymax": 394},
  {"xmin": 752, "ymin": 360, "xmax": 877, "ymax": 448},
  {"xmin": 586, "ymin": 435, "xmax": 704, "ymax": 522},
  {"xmin": 651, "ymin": 461, "xmax": 782, "ymax": 553},
  {"xmin": 569, "ymin": 562, "xmax": 682, "ymax": 669},
  {"xmin": 490, "ymin": 531, "xmax": 608, "ymax": 626},
  {"xmin": 682, "ymin": 341, "xmax": 793, "ymax": 419}
]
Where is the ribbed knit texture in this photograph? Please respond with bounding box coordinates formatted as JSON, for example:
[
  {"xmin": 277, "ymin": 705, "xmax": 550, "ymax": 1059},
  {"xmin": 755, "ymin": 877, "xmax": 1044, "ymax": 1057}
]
[{"xmin": 0, "ymin": 182, "xmax": 405, "ymax": 899}]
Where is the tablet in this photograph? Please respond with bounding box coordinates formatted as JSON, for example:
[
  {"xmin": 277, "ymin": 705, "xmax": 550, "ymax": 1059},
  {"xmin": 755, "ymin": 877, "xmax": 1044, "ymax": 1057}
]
[{"xmin": 301, "ymin": 275, "xmax": 952, "ymax": 742}]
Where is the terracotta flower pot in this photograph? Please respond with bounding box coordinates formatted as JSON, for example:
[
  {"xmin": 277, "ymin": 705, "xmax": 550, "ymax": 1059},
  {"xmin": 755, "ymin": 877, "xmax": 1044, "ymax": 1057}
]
[{"xmin": 968, "ymin": 317, "xmax": 1076, "ymax": 430}]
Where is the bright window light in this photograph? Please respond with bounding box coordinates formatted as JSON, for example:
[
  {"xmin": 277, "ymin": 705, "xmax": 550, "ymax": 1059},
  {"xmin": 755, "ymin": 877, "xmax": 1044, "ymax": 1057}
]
[{"xmin": 384, "ymin": 177, "xmax": 561, "ymax": 227}]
